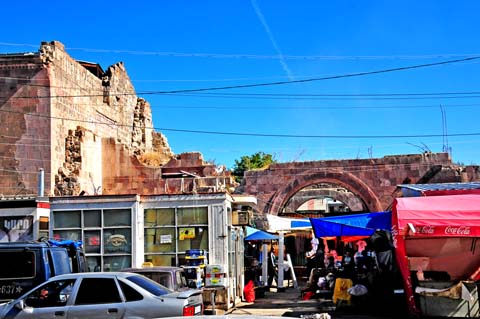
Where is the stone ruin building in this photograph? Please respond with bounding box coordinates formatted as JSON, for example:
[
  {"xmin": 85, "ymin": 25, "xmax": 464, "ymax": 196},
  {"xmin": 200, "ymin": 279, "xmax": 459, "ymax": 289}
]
[{"xmin": 0, "ymin": 41, "xmax": 235, "ymax": 197}]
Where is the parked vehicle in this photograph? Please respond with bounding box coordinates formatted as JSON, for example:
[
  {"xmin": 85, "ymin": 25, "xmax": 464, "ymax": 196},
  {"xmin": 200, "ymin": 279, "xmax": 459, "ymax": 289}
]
[
  {"xmin": 121, "ymin": 266, "xmax": 191, "ymax": 291},
  {"xmin": 0, "ymin": 272, "xmax": 203, "ymax": 318},
  {"xmin": 0, "ymin": 239, "xmax": 86, "ymax": 302}
]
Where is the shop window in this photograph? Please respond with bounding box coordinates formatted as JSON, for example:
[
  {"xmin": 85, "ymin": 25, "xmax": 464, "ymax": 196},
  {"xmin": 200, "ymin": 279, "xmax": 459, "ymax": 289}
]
[
  {"xmin": 144, "ymin": 206, "xmax": 209, "ymax": 267},
  {"xmin": 104, "ymin": 229, "xmax": 131, "ymax": 254},
  {"xmin": 177, "ymin": 207, "xmax": 207, "ymax": 225},
  {"xmin": 104, "ymin": 209, "xmax": 131, "ymax": 227},
  {"xmin": 84, "ymin": 230, "xmax": 101, "ymax": 254},
  {"xmin": 53, "ymin": 211, "xmax": 81, "ymax": 228},
  {"xmin": 53, "ymin": 208, "xmax": 132, "ymax": 272},
  {"xmin": 178, "ymin": 226, "xmax": 208, "ymax": 251},
  {"xmin": 144, "ymin": 254, "xmax": 177, "ymax": 267},
  {"xmin": 145, "ymin": 208, "xmax": 174, "ymax": 227},
  {"xmin": 86, "ymin": 256, "xmax": 101, "ymax": 272},
  {"xmin": 53, "ymin": 230, "xmax": 81, "ymax": 241},
  {"xmin": 83, "ymin": 210, "xmax": 101, "ymax": 227},
  {"xmin": 103, "ymin": 256, "xmax": 131, "ymax": 272},
  {"xmin": 145, "ymin": 228, "xmax": 175, "ymax": 252}
]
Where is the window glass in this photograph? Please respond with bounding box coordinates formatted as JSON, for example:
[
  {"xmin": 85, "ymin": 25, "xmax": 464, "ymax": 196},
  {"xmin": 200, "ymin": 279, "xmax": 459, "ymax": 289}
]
[
  {"xmin": 53, "ymin": 211, "xmax": 81, "ymax": 228},
  {"xmin": 84, "ymin": 230, "xmax": 101, "ymax": 254},
  {"xmin": 144, "ymin": 254, "xmax": 177, "ymax": 267},
  {"xmin": 83, "ymin": 210, "xmax": 101, "ymax": 227},
  {"xmin": 0, "ymin": 251, "xmax": 35, "ymax": 279},
  {"xmin": 86, "ymin": 256, "xmax": 101, "ymax": 272},
  {"xmin": 176, "ymin": 270, "xmax": 188, "ymax": 288},
  {"xmin": 145, "ymin": 228, "xmax": 175, "ymax": 252},
  {"xmin": 144, "ymin": 208, "xmax": 175, "ymax": 226},
  {"xmin": 118, "ymin": 280, "xmax": 143, "ymax": 302},
  {"xmin": 25, "ymin": 279, "xmax": 76, "ymax": 308},
  {"xmin": 103, "ymin": 256, "xmax": 131, "ymax": 272},
  {"xmin": 126, "ymin": 275, "xmax": 172, "ymax": 296},
  {"xmin": 50, "ymin": 250, "xmax": 71, "ymax": 275},
  {"xmin": 141, "ymin": 272, "xmax": 171, "ymax": 289},
  {"xmin": 177, "ymin": 207, "xmax": 208, "ymax": 225},
  {"xmin": 104, "ymin": 209, "xmax": 131, "ymax": 227},
  {"xmin": 104, "ymin": 229, "xmax": 131, "ymax": 254},
  {"xmin": 178, "ymin": 226, "xmax": 208, "ymax": 251},
  {"xmin": 75, "ymin": 278, "xmax": 121, "ymax": 305},
  {"xmin": 53, "ymin": 230, "xmax": 81, "ymax": 241}
]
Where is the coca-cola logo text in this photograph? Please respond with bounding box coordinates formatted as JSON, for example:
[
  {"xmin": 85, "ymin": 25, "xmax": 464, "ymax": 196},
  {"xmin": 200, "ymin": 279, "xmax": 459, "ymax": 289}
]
[
  {"xmin": 416, "ymin": 225, "xmax": 435, "ymax": 234},
  {"xmin": 444, "ymin": 226, "xmax": 471, "ymax": 235}
]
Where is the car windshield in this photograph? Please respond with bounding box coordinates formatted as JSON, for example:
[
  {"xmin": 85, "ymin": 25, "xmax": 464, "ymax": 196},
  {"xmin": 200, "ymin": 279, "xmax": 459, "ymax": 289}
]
[{"xmin": 126, "ymin": 275, "xmax": 173, "ymax": 296}]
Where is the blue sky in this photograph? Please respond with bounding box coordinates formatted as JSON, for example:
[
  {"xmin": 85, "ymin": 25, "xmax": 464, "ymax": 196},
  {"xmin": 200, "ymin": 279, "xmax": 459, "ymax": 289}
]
[{"xmin": 2, "ymin": 1, "xmax": 480, "ymax": 168}]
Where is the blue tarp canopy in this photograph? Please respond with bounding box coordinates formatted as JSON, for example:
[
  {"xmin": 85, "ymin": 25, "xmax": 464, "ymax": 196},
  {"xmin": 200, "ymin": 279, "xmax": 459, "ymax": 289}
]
[
  {"xmin": 310, "ymin": 211, "xmax": 391, "ymax": 238},
  {"xmin": 244, "ymin": 226, "xmax": 278, "ymax": 241}
]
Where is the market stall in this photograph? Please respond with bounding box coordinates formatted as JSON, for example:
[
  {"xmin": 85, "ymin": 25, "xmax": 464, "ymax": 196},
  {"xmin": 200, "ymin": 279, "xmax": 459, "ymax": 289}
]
[{"xmin": 392, "ymin": 194, "xmax": 480, "ymax": 317}]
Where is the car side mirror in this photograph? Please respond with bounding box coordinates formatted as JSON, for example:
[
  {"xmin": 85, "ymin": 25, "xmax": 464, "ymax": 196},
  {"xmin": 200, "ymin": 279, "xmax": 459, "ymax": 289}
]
[{"xmin": 14, "ymin": 300, "xmax": 25, "ymax": 310}]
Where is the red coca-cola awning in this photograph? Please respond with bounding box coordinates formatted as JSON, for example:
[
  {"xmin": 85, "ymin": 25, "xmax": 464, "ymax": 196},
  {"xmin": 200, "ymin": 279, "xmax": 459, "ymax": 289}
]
[
  {"xmin": 393, "ymin": 194, "xmax": 480, "ymax": 237},
  {"xmin": 392, "ymin": 194, "xmax": 480, "ymax": 315}
]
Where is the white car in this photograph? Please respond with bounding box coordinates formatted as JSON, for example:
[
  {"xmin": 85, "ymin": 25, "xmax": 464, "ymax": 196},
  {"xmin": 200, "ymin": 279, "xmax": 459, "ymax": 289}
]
[{"xmin": 0, "ymin": 272, "xmax": 203, "ymax": 318}]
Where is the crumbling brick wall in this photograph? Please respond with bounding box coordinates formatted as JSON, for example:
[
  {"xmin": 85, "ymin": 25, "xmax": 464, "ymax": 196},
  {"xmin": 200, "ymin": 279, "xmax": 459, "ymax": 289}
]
[
  {"xmin": 0, "ymin": 41, "xmax": 236, "ymax": 197},
  {"xmin": 0, "ymin": 41, "xmax": 175, "ymax": 196}
]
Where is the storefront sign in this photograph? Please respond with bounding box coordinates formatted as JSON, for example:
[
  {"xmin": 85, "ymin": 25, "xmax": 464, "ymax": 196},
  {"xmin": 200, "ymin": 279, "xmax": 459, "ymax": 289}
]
[
  {"xmin": 411, "ymin": 224, "xmax": 479, "ymax": 237},
  {"xmin": 0, "ymin": 216, "xmax": 33, "ymax": 242},
  {"xmin": 160, "ymin": 234, "xmax": 172, "ymax": 244},
  {"xmin": 180, "ymin": 228, "xmax": 195, "ymax": 240}
]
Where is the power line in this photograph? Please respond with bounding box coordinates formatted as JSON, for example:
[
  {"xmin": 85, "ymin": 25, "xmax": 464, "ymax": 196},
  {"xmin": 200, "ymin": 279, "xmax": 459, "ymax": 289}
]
[
  {"xmin": 2, "ymin": 42, "xmax": 480, "ymax": 61},
  {"xmin": 4, "ymin": 75, "xmax": 480, "ymax": 100},
  {"xmin": 159, "ymin": 93, "xmax": 480, "ymax": 101},
  {"xmin": 1, "ymin": 108, "xmax": 480, "ymax": 139},
  {"xmin": 149, "ymin": 103, "xmax": 480, "ymax": 110},
  {"xmin": 1, "ymin": 56, "xmax": 479, "ymax": 99}
]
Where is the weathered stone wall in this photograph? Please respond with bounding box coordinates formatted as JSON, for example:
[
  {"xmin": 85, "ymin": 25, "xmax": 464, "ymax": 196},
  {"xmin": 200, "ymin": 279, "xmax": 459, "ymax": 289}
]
[
  {"xmin": 239, "ymin": 152, "xmax": 480, "ymax": 215},
  {"xmin": 0, "ymin": 41, "xmax": 172, "ymax": 196},
  {"xmin": 44, "ymin": 41, "xmax": 150, "ymax": 195},
  {"xmin": 0, "ymin": 53, "xmax": 51, "ymax": 196},
  {"xmin": 54, "ymin": 126, "xmax": 102, "ymax": 196},
  {"xmin": 102, "ymin": 138, "xmax": 235, "ymax": 195}
]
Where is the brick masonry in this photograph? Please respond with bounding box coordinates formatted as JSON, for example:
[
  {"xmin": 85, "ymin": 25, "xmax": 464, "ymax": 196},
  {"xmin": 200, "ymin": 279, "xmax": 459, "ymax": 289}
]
[
  {"xmin": 238, "ymin": 153, "xmax": 480, "ymax": 215},
  {"xmin": 0, "ymin": 41, "xmax": 234, "ymax": 197}
]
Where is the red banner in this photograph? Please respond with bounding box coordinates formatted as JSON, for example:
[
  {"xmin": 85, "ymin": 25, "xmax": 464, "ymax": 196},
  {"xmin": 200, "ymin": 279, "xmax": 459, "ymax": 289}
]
[{"xmin": 408, "ymin": 224, "xmax": 480, "ymax": 237}]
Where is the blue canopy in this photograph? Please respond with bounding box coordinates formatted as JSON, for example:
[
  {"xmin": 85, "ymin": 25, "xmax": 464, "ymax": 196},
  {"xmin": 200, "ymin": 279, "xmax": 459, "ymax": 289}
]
[
  {"xmin": 309, "ymin": 211, "xmax": 391, "ymax": 238},
  {"xmin": 244, "ymin": 226, "xmax": 278, "ymax": 241}
]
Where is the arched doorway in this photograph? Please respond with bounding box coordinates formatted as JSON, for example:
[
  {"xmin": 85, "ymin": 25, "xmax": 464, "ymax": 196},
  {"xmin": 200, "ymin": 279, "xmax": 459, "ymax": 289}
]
[{"xmin": 265, "ymin": 169, "xmax": 383, "ymax": 216}]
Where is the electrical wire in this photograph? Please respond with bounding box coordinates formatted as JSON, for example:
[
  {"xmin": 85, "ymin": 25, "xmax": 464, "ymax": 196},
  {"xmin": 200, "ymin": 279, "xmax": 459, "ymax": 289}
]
[
  {"xmin": 1, "ymin": 108, "xmax": 480, "ymax": 139},
  {"xmin": 2, "ymin": 41, "xmax": 480, "ymax": 61},
  {"xmin": 1, "ymin": 56, "xmax": 479, "ymax": 99}
]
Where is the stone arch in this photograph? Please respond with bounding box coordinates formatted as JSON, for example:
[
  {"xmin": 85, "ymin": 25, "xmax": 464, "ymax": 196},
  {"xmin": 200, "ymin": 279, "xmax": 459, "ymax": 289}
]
[
  {"xmin": 284, "ymin": 188, "xmax": 365, "ymax": 212},
  {"xmin": 266, "ymin": 169, "xmax": 382, "ymax": 215}
]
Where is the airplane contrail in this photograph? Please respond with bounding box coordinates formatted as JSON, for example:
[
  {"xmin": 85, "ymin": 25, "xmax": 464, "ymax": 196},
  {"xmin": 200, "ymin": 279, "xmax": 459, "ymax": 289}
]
[{"xmin": 250, "ymin": 0, "xmax": 295, "ymax": 81}]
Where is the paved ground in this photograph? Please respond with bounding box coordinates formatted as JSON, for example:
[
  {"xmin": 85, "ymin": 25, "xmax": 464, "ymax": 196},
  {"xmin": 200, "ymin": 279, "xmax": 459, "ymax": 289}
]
[{"xmin": 224, "ymin": 278, "xmax": 409, "ymax": 319}]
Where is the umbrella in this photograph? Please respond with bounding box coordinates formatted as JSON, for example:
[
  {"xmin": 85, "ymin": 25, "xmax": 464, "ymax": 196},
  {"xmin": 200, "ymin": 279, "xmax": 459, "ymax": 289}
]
[{"xmin": 244, "ymin": 226, "xmax": 278, "ymax": 241}]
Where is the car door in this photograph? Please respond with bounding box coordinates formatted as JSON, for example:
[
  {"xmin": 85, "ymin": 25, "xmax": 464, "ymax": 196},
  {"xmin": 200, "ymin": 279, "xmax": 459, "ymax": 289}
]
[
  {"xmin": 66, "ymin": 277, "xmax": 125, "ymax": 319},
  {"xmin": 6, "ymin": 279, "xmax": 76, "ymax": 319}
]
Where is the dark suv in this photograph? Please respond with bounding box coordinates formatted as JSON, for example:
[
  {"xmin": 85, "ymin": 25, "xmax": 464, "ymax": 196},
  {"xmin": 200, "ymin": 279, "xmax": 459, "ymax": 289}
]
[
  {"xmin": 0, "ymin": 240, "xmax": 86, "ymax": 302},
  {"xmin": 121, "ymin": 266, "xmax": 190, "ymax": 291}
]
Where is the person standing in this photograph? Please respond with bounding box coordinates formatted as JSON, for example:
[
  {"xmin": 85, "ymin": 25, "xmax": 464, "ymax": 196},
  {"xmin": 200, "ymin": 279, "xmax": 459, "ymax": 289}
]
[
  {"xmin": 267, "ymin": 246, "xmax": 277, "ymax": 287},
  {"xmin": 305, "ymin": 234, "xmax": 324, "ymax": 277}
]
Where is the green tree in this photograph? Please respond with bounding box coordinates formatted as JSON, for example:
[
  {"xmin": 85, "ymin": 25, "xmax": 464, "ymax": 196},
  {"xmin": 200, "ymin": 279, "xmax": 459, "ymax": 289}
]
[{"xmin": 232, "ymin": 152, "xmax": 276, "ymax": 182}]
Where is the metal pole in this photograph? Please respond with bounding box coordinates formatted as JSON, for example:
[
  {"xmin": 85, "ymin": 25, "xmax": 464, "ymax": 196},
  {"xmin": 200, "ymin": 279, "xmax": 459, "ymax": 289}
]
[
  {"xmin": 38, "ymin": 168, "xmax": 44, "ymax": 197},
  {"xmin": 277, "ymin": 231, "xmax": 285, "ymax": 291},
  {"xmin": 262, "ymin": 243, "xmax": 268, "ymax": 286}
]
